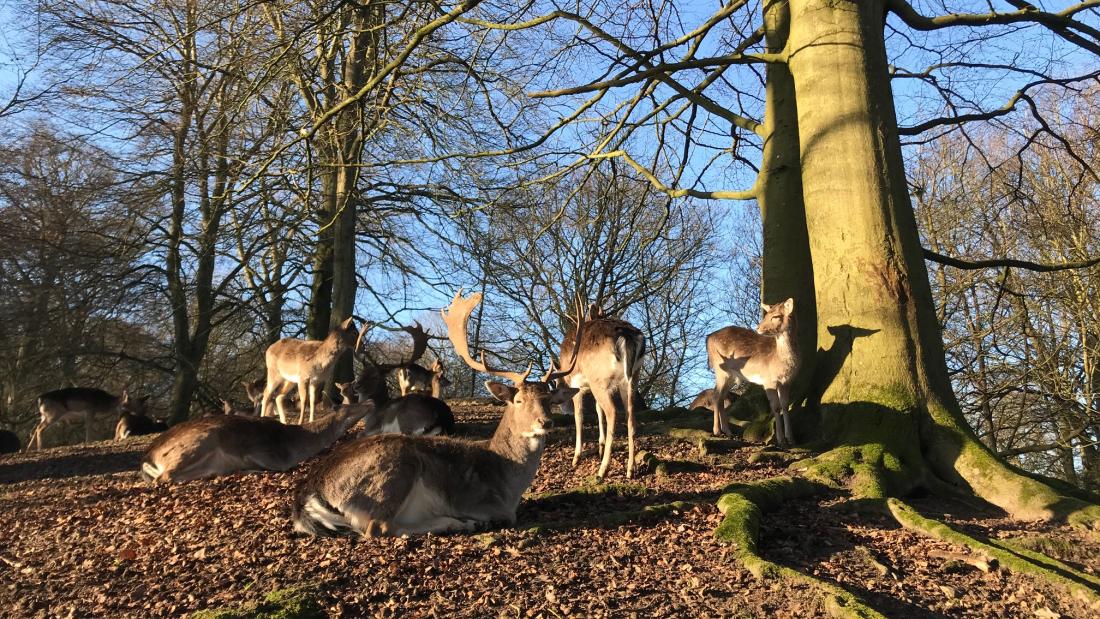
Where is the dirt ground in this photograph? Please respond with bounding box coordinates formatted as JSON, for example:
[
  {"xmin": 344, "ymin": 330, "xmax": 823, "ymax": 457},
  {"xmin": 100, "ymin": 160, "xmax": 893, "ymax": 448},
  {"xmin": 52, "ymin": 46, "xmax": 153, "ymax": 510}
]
[{"xmin": 1, "ymin": 399, "xmax": 1097, "ymax": 618}]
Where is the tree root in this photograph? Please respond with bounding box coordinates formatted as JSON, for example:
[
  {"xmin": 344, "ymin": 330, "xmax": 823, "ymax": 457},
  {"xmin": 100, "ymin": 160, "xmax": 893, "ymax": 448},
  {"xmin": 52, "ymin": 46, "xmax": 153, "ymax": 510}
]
[
  {"xmin": 886, "ymin": 498, "xmax": 1100, "ymax": 605},
  {"xmin": 988, "ymin": 538, "xmax": 1100, "ymax": 589},
  {"xmin": 633, "ymin": 450, "xmax": 707, "ymax": 477},
  {"xmin": 713, "ymin": 477, "xmax": 884, "ymax": 618}
]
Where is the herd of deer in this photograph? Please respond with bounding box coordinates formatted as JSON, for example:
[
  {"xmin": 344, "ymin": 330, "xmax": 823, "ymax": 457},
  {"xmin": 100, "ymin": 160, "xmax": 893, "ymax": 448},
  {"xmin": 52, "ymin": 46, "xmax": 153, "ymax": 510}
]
[{"xmin": 8, "ymin": 291, "xmax": 800, "ymax": 537}]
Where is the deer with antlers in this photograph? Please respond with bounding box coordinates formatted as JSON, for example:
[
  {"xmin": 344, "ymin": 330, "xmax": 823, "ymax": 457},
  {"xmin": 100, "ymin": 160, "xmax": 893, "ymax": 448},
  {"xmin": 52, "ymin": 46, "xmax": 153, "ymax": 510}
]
[
  {"xmin": 554, "ymin": 304, "xmax": 647, "ymax": 480},
  {"xmin": 291, "ymin": 291, "xmax": 581, "ymax": 537},
  {"xmin": 260, "ymin": 317, "xmax": 358, "ymax": 424}
]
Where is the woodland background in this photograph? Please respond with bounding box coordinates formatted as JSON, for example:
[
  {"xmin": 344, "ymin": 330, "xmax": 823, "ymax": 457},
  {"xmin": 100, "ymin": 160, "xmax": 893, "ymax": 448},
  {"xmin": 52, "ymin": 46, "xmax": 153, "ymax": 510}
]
[{"xmin": 0, "ymin": 0, "xmax": 1097, "ymax": 491}]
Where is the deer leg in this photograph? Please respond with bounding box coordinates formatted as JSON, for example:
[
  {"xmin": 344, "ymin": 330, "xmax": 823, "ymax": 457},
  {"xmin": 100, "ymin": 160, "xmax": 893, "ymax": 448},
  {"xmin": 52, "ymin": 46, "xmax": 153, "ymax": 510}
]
[
  {"xmin": 777, "ymin": 385, "xmax": 794, "ymax": 447},
  {"xmin": 297, "ymin": 380, "xmax": 310, "ymax": 425},
  {"xmin": 261, "ymin": 379, "xmax": 277, "ymax": 419},
  {"xmin": 28, "ymin": 420, "xmax": 48, "ymax": 451},
  {"xmin": 595, "ymin": 400, "xmax": 606, "ymax": 448},
  {"xmin": 592, "ymin": 386, "xmax": 619, "ymax": 481},
  {"xmin": 764, "ymin": 388, "xmax": 785, "ymax": 448},
  {"xmin": 712, "ymin": 372, "xmax": 736, "ymax": 436},
  {"xmin": 571, "ymin": 390, "xmax": 586, "ymax": 466},
  {"xmin": 623, "ymin": 382, "xmax": 637, "ymax": 479}
]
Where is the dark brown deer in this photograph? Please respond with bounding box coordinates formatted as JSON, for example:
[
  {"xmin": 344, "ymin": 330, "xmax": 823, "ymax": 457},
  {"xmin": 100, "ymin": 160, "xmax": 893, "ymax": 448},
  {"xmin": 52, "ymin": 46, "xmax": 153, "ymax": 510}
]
[
  {"xmin": 28, "ymin": 388, "xmax": 144, "ymax": 450},
  {"xmin": 261, "ymin": 317, "xmax": 359, "ymax": 424},
  {"xmin": 114, "ymin": 402, "xmax": 167, "ymax": 440},
  {"xmin": 706, "ymin": 298, "xmax": 799, "ymax": 446},
  {"xmin": 555, "ymin": 306, "xmax": 646, "ymax": 480},
  {"xmin": 141, "ymin": 402, "xmax": 373, "ymax": 483},
  {"xmin": 291, "ymin": 290, "xmax": 580, "ymax": 537}
]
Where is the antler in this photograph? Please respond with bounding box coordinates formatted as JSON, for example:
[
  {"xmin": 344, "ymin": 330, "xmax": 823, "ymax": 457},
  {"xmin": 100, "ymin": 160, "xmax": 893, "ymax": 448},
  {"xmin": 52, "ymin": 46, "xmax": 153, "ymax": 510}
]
[
  {"xmin": 441, "ymin": 290, "xmax": 532, "ymax": 385},
  {"xmin": 401, "ymin": 322, "xmax": 430, "ymax": 365},
  {"xmin": 543, "ymin": 295, "xmax": 587, "ymax": 383}
]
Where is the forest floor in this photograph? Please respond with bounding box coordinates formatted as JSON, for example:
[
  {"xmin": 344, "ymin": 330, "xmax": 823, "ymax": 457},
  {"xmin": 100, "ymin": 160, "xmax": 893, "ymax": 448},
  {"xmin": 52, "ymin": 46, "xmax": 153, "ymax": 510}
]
[{"xmin": 1, "ymin": 399, "xmax": 1098, "ymax": 618}]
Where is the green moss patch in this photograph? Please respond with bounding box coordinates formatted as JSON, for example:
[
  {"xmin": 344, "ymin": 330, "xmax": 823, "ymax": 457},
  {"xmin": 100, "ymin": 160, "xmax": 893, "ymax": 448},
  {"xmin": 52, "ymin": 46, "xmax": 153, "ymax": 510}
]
[{"xmin": 192, "ymin": 587, "xmax": 325, "ymax": 619}]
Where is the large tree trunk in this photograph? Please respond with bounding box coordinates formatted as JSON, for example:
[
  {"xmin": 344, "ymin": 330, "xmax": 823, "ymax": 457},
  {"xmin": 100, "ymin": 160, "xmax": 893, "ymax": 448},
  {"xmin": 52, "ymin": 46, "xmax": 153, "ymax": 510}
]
[{"xmin": 784, "ymin": 0, "xmax": 1098, "ymax": 524}]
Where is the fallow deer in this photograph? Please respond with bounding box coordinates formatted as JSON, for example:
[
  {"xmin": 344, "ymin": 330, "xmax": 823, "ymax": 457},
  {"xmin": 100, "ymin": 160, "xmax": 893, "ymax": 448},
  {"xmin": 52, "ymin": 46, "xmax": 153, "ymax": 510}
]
[
  {"xmin": 27, "ymin": 388, "xmax": 143, "ymax": 451},
  {"xmin": 261, "ymin": 317, "xmax": 359, "ymax": 424},
  {"xmin": 291, "ymin": 290, "xmax": 580, "ymax": 537},
  {"xmin": 555, "ymin": 306, "xmax": 646, "ymax": 480},
  {"xmin": 706, "ymin": 298, "xmax": 799, "ymax": 446},
  {"xmin": 351, "ymin": 327, "xmax": 453, "ymax": 435},
  {"xmin": 243, "ymin": 378, "xmax": 296, "ymax": 416},
  {"xmin": 114, "ymin": 406, "xmax": 167, "ymax": 440},
  {"xmin": 141, "ymin": 402, "xmax": 373, "ymax": 483},
  {"xmin": 688, "ymin": 388, "xmax": 736, "ymax": 413},
  {"xmin": 335, "ymin": 381, "xmax": 357, "ymax": 404},
  {"xmin": 0, "ymin": 429, "xmax": 20, "ymax": 454}
]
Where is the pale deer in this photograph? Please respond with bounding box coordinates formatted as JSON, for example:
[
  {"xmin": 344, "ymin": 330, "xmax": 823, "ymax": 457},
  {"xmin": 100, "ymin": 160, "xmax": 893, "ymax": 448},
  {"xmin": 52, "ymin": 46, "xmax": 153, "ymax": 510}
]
[
  {"xmin": 706, "ymin": 298, "xmax": 799, "ymax": 446},
  {"xmin": 141, "ymin": 402, "xmax": 374, "ymax": 483},
  {"xmin": 0, "ymin": 429, "xmax": 20, "ymax": 454},
  {"xmin": 291, "ymin": 290, "xmax": 580, "ymax": 537},
  {"xmin": 28, "ymin": 388, "xmax": 143, "ymax": 451},
  {"xmin": 261, "ymin": 317, "xmax": 358, "ymax": 424},
  {"xmin": 114, "ymin": 407, "xmax": 167, "ymax": 440},
  {"xmin": 555, "ymin": 306, "xmax": 646, "ymax": 480}
]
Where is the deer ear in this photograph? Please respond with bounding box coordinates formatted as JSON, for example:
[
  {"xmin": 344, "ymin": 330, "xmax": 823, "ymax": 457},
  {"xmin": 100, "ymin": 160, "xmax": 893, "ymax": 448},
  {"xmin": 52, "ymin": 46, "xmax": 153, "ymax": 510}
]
[
  {"xmin": 340, "ymin": 317, "xmax": 355, "ymax": 330},
  {"xmin": 760, "ymin": 302, "xmax": 769, "ymax": 312},
  {"xmin": 485, "ymin": 381, "xmax": 517, "ymax": 403},
  {"xmin": 550, "ymin": 386, "xmax": 579, "ymax": 405},
  {"xmin": 121, "ymin": 390, "xmax": 130, "ymax": 402},
  {"xmin": 783, "ymin": 298, "xmax": 795, "ymax": 313}
]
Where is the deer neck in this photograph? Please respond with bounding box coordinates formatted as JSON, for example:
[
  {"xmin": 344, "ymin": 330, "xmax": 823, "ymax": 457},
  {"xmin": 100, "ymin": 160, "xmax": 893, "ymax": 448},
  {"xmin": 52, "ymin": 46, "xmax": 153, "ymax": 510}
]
[
  {"xmin": 299, "ymin": 413, "xmax": 351, "ymax": 452},
  {"xmin": 488, "ymin": 409, "xmax": 546, "ymax": 471},
  {"xmin": 431, "ymin": 377, "xmax": 443, "ymax": 398},
  {"xmin": 315, "ymin": 331, "xmax": 345, "ymax": 365},
  {"xmin": 773, "ymin": 318, "xmax": 800, "ymax": 367}
]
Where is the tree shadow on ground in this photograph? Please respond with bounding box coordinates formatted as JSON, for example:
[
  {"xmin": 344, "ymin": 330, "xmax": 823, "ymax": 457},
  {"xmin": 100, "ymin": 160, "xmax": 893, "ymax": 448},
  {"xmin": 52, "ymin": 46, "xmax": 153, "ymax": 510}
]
[{"xmin": 0, "ymin": 448, "xmax": 142, "ymax": 484}]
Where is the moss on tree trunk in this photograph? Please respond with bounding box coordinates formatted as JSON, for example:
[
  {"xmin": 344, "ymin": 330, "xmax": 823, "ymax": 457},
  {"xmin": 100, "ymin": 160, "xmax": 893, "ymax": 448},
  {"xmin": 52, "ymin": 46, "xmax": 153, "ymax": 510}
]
[{"xmin": 775, "ymin": 0, "xmax": 1099, "ymax": 526}]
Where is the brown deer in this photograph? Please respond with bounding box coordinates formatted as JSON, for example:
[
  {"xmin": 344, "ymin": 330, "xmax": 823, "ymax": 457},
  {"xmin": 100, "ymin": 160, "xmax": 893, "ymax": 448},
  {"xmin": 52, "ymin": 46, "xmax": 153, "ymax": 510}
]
[
  {"xmin": 261, "ymin": 317, "xmax": 358, "ymax": 424},
  {"xmin": 141, "ymin": 402, "xmax": 373, "ymax": 483},
  {"xmin": 114, "ymin": 406, "xmax": 167, "ymax": 440},
  {"xmin": 28, "ymin": 388, "xmax": 144, "ymax": 451},
  {"xmin": 351, "ymin": 327, "xmax": 453, "ymax": 435},
  {"xmin": 555, "ymin": 306, "xmax": 646, "ymax": 480},
  {"xmin": 688, "ymin": 388, "xmax": 736, "ymax": 413},
  {"xmin": 706, "ymin": 298, "xmax": 799, "ymax": 446},
  {"xmin": 291, "ymin": 290, "xmax": 580, "ymax": 537}
]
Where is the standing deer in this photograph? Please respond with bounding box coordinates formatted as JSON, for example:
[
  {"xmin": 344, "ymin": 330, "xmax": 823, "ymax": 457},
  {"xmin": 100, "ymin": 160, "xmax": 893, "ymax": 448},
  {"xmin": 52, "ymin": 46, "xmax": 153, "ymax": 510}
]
[
  {"xmin": 141, "ymin": 402, "xmax": 373, "ymax": 483},
  {"xmin": 27, "ymin": 388, "xmax": 143, "ymax": 451},
  {"xmin": 261, "ymin": 317, "xmax": 359, "ymax": 424},
  {"xmin": 555, "ymin": 305, "xmax": 646, "ymax": 480},
  {"xmin": 291, "ymin": 290, "xmax": 580, "ymax": 537},
  {"xmin": 706, "ymin": 298, "xmax": 799, "ymax": 446}
]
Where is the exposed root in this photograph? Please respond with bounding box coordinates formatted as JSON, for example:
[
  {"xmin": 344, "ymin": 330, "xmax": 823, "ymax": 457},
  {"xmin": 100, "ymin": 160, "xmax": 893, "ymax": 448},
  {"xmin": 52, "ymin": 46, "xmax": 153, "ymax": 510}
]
[
  {"xmin": 789, "ymin": 443, "xmax": 921, "ymax": 504},
  {"xmin": 713, "ymin": 477, "xmax": 884, "ymax": 618},
  {"xmin": 989, "ymin": 538, "xmax": 1100, "ymax": 589},
  {"xmin": 886, "ymin": 498, "xmax": 1100, "ymax": 605},
  {"xmin": 633, "ymin": 450, "xmax": 706, "ymax": 477}
]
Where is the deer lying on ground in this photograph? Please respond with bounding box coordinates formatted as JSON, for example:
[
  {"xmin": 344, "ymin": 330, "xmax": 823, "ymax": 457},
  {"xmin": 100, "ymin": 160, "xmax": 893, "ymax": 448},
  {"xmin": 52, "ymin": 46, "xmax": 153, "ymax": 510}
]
[
  {"xmin": 115, "ymin": 402, "xmax": 166, "ymax": 440},
  {"xmin": 141, "ymin": 402, "xmax": 373, "ymax": 483},
  {"xmin": 261, "ymin": 317, "xmax": 358, "ymax": 424},
  {"xmin": 350, "ymin": 330, "xmax": 455, "ymax": 436},
  {"xmin": 706, "ymin": 298, "xmax": 799, "ymax": 446},
  {"xmin": 555, "ymin": 305, "xmax": 646, "ymax": 480},
  {"xmin": 27, "ymin": 388, "xmax": 144, "ymax": 451},
  {"xmin": 0, "ymin": 429, "xmax": 20, "ymax": 454},
  {"xmin": 292, "ymin": 290, "xmax": 580, "ymax": 537}
]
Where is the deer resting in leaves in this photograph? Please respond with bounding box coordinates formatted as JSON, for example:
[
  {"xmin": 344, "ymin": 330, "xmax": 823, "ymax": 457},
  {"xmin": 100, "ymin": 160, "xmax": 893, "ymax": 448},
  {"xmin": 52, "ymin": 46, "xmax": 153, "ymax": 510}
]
[
  {"xmin": 261, "ymin": 317, "xmax": 358, "ymax": 424},
  {"xmin": 706, "ymin": 298, "xmax": 800, "ymax": 446},
  {"xmin": 291, "ymin": 290, "xmax": 580, "ymax": 537},
  {"xmin": 141, "ymin": 402, "xmax": 373, "ymax": 483}
]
